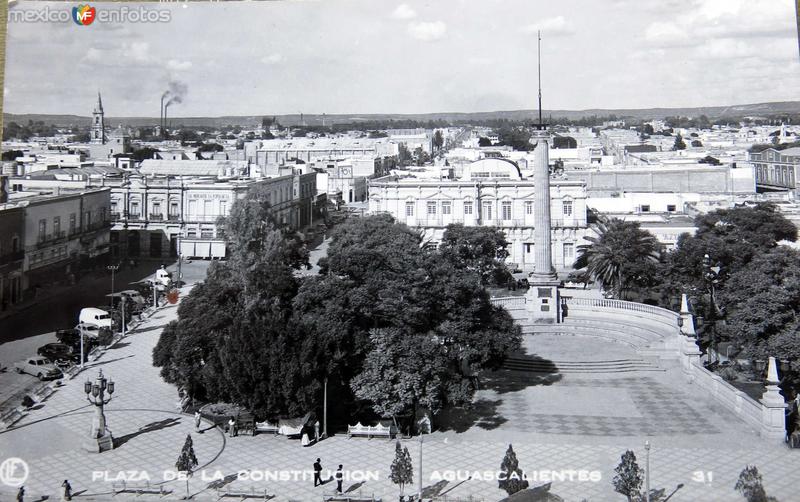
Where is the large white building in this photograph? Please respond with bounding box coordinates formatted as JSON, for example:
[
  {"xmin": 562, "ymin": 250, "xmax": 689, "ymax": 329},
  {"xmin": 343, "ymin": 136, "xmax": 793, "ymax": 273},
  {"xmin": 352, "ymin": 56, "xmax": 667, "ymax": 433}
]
[{"xmin": 369, "ymin": 157, "xmax": 588, "ymax": 273}]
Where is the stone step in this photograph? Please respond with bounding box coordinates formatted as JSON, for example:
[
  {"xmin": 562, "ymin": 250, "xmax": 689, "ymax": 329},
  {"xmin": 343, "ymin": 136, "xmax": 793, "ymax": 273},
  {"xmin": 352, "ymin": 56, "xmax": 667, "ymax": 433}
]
[
  {"xmin": 520, "ymin": 324, "xmax": 654, "ymax": 347},
  {"xmin": 502, "ymin": 356, "xmax": 665, "ymax": 374}
]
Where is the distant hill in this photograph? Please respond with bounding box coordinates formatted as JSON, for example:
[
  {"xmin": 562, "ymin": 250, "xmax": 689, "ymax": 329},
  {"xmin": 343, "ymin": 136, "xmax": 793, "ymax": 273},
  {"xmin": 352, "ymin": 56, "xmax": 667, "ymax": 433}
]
[{"xmin": 5, "ymin": 101, "xmax": 800, "ymax": 128}]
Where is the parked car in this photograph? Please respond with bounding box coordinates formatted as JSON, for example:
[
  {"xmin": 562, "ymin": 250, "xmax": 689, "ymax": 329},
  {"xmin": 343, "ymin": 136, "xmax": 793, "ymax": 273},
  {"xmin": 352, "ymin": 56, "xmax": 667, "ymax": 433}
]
[
  {"xmin": 15, "ymin": 356, "xmax": 63, "ymax": 380},
  {"xmin": 56, "ymin": 327, "xmax": 99, "ymax": 351},
  {"xmin": 36, "ymin": 343, "xmax": 80, "ymax": 362}
]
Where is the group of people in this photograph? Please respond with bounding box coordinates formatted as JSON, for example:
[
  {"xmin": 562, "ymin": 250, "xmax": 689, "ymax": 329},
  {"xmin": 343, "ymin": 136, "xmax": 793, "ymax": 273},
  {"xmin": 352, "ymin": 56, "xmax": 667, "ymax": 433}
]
[
  {"xmin": 313, "ymin": 458, "xmax": 345, "ymax": 493},
  {"xmin": 15, "ymin": 480, "xmax": 72, "ymax": 502}
]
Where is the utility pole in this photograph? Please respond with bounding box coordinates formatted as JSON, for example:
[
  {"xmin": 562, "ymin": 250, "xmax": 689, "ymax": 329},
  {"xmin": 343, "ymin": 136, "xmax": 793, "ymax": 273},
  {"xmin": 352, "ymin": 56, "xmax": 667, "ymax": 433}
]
[{"xmin": 323, "ymin": 376, "xmax": 328, "ymax": 439}]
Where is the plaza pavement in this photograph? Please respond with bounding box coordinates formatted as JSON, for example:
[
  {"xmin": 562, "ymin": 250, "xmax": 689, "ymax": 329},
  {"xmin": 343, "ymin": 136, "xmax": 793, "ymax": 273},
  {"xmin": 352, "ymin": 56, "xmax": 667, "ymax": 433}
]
[{"xmin": 1, "ymin": 289, "xmax": 799, "ymax": 501}]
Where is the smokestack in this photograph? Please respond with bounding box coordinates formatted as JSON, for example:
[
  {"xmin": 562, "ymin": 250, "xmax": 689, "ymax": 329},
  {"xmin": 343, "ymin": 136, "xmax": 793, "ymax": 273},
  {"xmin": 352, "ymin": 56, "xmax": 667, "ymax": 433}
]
[
  {"xmin": 160, "ymin": 95, "xmax": 165, "ymax": 136},
  {"xmin": 164, "ymin": 103, "xmax": 170, "ymax": 137}
]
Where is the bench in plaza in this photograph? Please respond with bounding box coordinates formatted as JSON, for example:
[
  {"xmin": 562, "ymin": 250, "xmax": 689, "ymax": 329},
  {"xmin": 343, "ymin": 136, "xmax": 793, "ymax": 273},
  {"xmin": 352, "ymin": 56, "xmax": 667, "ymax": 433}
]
[
  {"xmin": 322, "ymin": 492, "xmax": 381, "ymax": 502},
  {"xmin": 0, "ymin": 408, "xmax": 27, "ymax": 429},
  {"xmin": 32, "ymin": 382, "xmax": 56, "ymax": 401},
  {"xmin": 254, "ymin": 420, "xmax": 280, "ymax": 435},
  {"xmin": 347, "ymin": 422, "xmax": 396, "ymax": 439},
  {"xmin": 111, "ymin": 480, "xmax": 172, "ymax": 497},
  {"xmin": 216, "ymin": 486, "xmax": 273, "ymax": 500}
]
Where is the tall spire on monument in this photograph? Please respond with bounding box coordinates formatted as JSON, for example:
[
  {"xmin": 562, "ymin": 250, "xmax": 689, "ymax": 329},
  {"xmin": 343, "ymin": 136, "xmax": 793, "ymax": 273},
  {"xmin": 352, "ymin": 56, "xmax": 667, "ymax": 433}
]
[{"xmin": 537, "ymin": 30, "xmax": 543, "ymax": 128}]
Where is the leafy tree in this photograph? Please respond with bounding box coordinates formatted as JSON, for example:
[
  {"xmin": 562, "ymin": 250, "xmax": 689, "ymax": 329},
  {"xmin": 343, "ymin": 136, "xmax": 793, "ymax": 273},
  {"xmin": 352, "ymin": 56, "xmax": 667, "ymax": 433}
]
[
  {"xmin": 575, "ymin": 217, "xmax": 660, "ymax": 299},
  {"xmin": 433, "ymin": 130, "xmax": 444, "ymax": 152},
  {"xmin": 439, "ymin": 224, "xmax": 510, "ymax": 285},
  {"xmin": 734, "ymin": 465, "xmax": 776, "ymax": 502},
  {"xmin": 398, "ymin": 143, "xmax": 413, "ymax": 167},
  {"xmin": 717, "ymin": 248, "xmax": 800, "ymax": 369},
  {"xmin": 130, "ymin": 147, "xmax": 160, "ymax": 163},
  {"xmin": 175, "ymin": 434, "xmax": 198, "ymax": 498},
  {"xmin": 498, "ymin": 444, "xmax": 529, "ymax": 495},
  {"xmin": 197, "ymin": 143, "xmax": 224, "ymax": 153},
  {"xmin": 691, "ymin": 140, "xmax": 703, "ymax": 147},
  {"xmin": 478, "ymin": 137, "xmax": 492, "ymax": 147},
  {"xmin": 497, "ymin": 126, "xmax": 534, "ymax": 151},
  {"xmin": 1, "ymin": 150, "xmax": 24, "ymax": 161},
  {"xmin": 389, "ymin": 441, "xmax": 414, "ymax": 495},
  {"xmin": 612, "ymin": 450, "xmax": 643, "ymax": 502},
  {"xmin": 673, "ymin": 133, "xmax": 686, "ymax": 150}
]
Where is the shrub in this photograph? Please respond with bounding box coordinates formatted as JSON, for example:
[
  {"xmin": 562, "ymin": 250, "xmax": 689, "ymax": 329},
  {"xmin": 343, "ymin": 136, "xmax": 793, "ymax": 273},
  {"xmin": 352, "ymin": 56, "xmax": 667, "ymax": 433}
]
[
  {"xmin": 97, "ymin": 327, "xmax": 115, "ymax": 346},
  {"xmin": 22, "ymin": 395, "xmax": 35, "ymax": 408}
]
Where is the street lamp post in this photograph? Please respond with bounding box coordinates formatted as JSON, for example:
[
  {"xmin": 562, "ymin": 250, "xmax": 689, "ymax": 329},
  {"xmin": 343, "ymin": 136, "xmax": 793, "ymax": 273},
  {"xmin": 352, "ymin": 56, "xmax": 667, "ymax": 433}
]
[
  {"xmin": 83, "ymin": 369, "xmax": 116, "ymax": 453},
  {"xmin": 644, "ymin": 440, "xmax": 651, "ymax": 502},
  {"xmin": 418, "ymin": 432, "xmax": 423, "ymax": 502},
  {"xmin": 107, "ymin": 264, "xmax": 119, "ymax": 311},
  {"xmin": 703, "ymin": 254, "xmax": 721, "ymax": 363}
]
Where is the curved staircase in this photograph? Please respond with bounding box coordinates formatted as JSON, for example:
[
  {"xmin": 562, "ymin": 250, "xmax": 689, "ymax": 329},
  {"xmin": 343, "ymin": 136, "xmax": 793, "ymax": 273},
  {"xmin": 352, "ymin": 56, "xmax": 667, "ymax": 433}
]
[{"xmin": 502, "ymin": 355, "xmax": 664, "ymax": 374}]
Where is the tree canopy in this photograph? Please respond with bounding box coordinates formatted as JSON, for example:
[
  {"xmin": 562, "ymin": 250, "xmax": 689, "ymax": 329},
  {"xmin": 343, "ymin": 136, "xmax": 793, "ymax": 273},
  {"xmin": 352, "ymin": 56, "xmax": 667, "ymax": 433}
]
[
  {"xmin": 154, "ymin": 210, "xmax": 520, "ymax": 430},
  {"xmin": 574, "ymin": 217, "xmax": 660, "ymax": 299}
]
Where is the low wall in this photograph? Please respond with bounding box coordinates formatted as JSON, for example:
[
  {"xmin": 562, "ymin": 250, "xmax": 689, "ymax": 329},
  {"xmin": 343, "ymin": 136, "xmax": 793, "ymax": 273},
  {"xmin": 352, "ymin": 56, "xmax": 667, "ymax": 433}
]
[
  {"xmin": 491, "ymin": 295, "xmax": 683, "ymax": 357},
  {"xmin": 688, "ymin": 361, "xmax": 763, "ymax": 431}
]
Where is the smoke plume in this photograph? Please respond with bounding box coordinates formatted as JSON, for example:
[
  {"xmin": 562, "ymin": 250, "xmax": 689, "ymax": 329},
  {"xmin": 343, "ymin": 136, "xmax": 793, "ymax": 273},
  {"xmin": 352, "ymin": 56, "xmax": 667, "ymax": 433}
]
[{"xmin": 163, "ymin": 80, "xmax": 188, "ymax": 106}]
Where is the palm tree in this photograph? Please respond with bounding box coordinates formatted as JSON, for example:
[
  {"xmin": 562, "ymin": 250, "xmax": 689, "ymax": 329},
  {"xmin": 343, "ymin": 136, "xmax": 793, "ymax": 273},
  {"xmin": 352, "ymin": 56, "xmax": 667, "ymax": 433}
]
[{"xmin": 574, "ymin": 216, "xmax": 660, "ymax": 299}]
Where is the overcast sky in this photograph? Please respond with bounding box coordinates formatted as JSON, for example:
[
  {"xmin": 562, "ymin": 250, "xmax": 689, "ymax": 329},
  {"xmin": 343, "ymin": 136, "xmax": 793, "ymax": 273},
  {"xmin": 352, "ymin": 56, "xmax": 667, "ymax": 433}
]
[{"xmin": 4, "ymin": 0, "xmax": 800, "ymax": 116}]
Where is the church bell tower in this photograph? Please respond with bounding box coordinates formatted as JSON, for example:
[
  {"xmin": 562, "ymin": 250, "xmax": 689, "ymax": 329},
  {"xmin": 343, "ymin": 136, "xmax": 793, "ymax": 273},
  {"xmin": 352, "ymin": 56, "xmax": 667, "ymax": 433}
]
[{"xmin": 91, "ymin": 92, "xmax": 106, "ymax": 144}]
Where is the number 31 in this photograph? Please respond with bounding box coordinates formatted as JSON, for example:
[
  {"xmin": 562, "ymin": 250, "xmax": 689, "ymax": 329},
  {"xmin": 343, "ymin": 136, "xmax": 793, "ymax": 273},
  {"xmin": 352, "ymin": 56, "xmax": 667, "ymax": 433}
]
[{"xmin": 692, "ymin": 471, "xmax": 713, "ymax": 483}]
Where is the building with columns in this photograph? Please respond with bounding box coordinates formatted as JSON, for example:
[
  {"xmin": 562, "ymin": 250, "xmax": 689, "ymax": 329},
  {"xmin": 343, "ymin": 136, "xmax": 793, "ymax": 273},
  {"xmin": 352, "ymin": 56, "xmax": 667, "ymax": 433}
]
[{"xmin": 368, "ymin": 156, "xmax": 588, "ymax": 273}]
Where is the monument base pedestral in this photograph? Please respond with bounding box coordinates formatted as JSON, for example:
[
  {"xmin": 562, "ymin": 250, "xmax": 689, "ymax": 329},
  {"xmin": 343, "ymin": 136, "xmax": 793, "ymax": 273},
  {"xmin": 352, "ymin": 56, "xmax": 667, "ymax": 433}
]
[
  {"xmin": 83, "ymin": 432, "xmax": 114, "ymax": 453},
  {"xmin": 526, "ymin": 278, "xmax": 561, "ymax": 324}
]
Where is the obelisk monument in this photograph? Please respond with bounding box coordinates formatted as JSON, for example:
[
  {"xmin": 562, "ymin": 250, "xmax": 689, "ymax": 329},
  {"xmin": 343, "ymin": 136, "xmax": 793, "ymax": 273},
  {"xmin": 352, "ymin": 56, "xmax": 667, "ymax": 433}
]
[{"xmin": 526, "ymin": 31, "xmax": 560, "ymax": 323}]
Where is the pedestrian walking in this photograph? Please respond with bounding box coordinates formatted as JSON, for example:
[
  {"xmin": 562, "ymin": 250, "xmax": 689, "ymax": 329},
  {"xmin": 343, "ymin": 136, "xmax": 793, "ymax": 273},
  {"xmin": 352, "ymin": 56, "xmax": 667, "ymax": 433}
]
[
  {"xmin": 228, "ymin": 416, "xmax": 236, "ymax": 438},
  {"xmin": 194, "ymin": 411, "xmax": 202, "ymax": 431},
  {"xmin": 335, "ymin": 464, "xmax": 343, "ymax": 493},
  {"xmin": 313, "ymin": 458, "xmax": 322, "ymax": 486},
  {"xmin": 61, "ymin": 480, "xmax": 72, "ymax": 501},
  {"xmin": 301, "ymin": 431, "xmax": 310, "ymax": 447},
  {"xmin": 16, "ymin": 486, "xmax": 24, "ymax": 502}
]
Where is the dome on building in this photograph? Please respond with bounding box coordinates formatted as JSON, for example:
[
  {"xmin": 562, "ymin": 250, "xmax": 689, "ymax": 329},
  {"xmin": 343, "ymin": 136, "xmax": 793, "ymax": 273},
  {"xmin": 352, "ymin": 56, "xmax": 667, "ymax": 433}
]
[{"xmin": 461, "ymin": 157, "xmax": 522, "ymax": 181}]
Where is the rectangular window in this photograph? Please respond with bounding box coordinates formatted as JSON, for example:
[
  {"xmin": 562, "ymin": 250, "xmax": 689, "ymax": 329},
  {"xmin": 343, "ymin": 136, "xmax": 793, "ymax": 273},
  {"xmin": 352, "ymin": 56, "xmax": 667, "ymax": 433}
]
[
  {"xmin": 170, "ymin": 202, "xmax": 180, "ymax": 217},
  {"xmin": 483, "ymin": 202, "xmax": 493, "ymax": 220},
  {"xmin": 188, "ymin": 200, "xmax": 197, "ymax": 216},
  {"xmin": 69, "ymin": 213, "xmax": 76, "ymax": 234},
  {"xmin": 464, "ymin": 202, "xmax": 473, "ymax": 215},
  {"xmin": 427, "ymin": 201, "xmax": 437, "ymax": 216},
  {"xmin": 203, "ymin": 200, "xmax": 213, "ymax": 216},
  {"xmin": 525, "ymin": 201, "xmax": 533, "ymax": 215},
  {"xmin": 563, "ymin": 200, "xmax": 573, "ymax": 217},
  {"xmin": 442, "ymin": 201, "xmax": 451, "ymax": 215},
  {"xmin": 85, "ymin": 211, "xmax": 92, "ymax": 229},
  {"xmin": 501, "ymin": 202, "xmax": 512, "ymax": 221},
  {"xmin": 563, "ymin": 242, "xmax": 574, "ymax": 261},
  {"xmin": 220, "ymin": 201, "xmax": 228, "ymax": 216},
  {"xmin": 667, "ymin": 204, "xmax": 676, "ymax": 212},
  {"xmin": 53, "ymin": 216, "xmax": 61, "ymax": 236},
  {"xmin": 640, "ymin": 205, "xmax": 650, "ymax": 212},
  {"xmin": 38, "ymin": 219, "xmax": 46, "ymax": 243},
  {"xmin": 405, "ymin": 202, "xmax": 415, "ymax": 217}
]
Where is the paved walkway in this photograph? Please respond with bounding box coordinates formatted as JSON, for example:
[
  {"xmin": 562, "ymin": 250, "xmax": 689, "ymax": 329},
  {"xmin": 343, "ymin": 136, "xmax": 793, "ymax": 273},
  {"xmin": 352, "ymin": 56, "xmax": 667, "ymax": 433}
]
[{"xmin": 1, "ymin": 298, "xmax": 799, "ymax": 501}]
